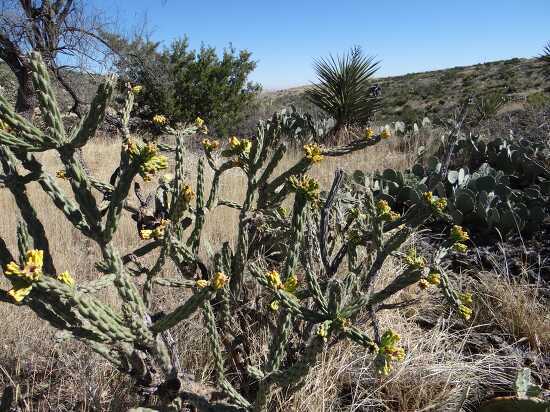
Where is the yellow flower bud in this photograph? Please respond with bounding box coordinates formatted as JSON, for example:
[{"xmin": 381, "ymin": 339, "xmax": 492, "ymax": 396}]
[
  {"xmin": 405, "ymin": 248, "xmax": 426, "ymax": 269},
  {"xmin": 152, "ymin": 114, "xmax": 167, "ymax": 126},
  {"xmin": 0, "ymin": 119, "xmax": 12, "ymax": 133},
  {"xmin": 202, "ymin": 138, "xmax": 220, "ymax": 152},
  {"xmin": 283, "ymin": 274, "xmax": 298, "ymax": 293},
  {"xmin": 5, "ymin": 250, "xmax": 44, "ymax": 281},
  {"xmin": 423, "ymin": 191, "xmax": 434, "ymax": 203},
  {"xmin": 303, "ymin": 143, "xmax": 324, "ymax": 164},
  {"xmin": 317, "ymin": 323, "xmax": 329, "ymax": 341},
  {"xmin": 159, "ymin": 174, "xmax": 174, "ymax": 185},
  {"xmin": 453, "ymin": 242, "xmax": 468, "ymax": 253},
  {"xmin": 433, "ymin": 198, "xmax": 447, "ymax": 213},
  {"xmin": 195, "ymin": 117, "xmax": 208, "ymax": 134},
  {"xmin": 376, "ymin": 329, "xmax": 405, "ymax": 375},
  {"xmin": 195, "ymin": 279, "xmax": 209, "ymax": 289},
  {"xmin": 265, "ymin": 270, "xmax": 283, "ymax": 289},
  {"xmin": 212, "ymin": 272, "xmax": 229, "ymax": 289},
  {"xmin": 459, "ymin": 292, "xmax": 473, "ymax": 305},
  {"xmin": 140, "ymin": 229, "xmax": 153, "ymax": 240},
  {"xmin": 450, "ymin": 225, "xmax": 469, "ymax": 242},
  {"xmin": 288, "ymin": 175, "xmax": 320, "ymax": 203},
  {"xmin": 4, "ymin": 250, "xmax": 44, "ymax": 303},
  {"xmin": 269, "ymin": 300, "xmax": 280, "ymax": 311},
  {"xmin": 8, "ymin": 285, "xmax": 33, "ymax": 303},
  {"xmin": 426, "ymin": 271, "xmax": 441, "ymax": 286},
  {"xmin": 458, "ymin": 304, "xmax": 472, "ymax": 320},
  {"xmin": 57, "ymin": 271, "xmax": 75, "ymax": 287},
  {"xmin": 131, "ymin": 85, "xmax": 143, "ymax": 94},
  {"xmin": 418, "ymin": 279, "xmax": 430, "ymax": 289},
  {"xmin": 229, "ymin": 136, "xmax": 241, "ymax": 149}
]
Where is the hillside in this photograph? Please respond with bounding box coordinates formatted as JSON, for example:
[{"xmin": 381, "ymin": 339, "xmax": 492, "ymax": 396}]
[
  {"xmin": 1, "ymin": 57, "xmax": 547, "ymax": 127},
  {"xmin": 259, "ymin": 57, "xmax": 548, "ymax": 124}
]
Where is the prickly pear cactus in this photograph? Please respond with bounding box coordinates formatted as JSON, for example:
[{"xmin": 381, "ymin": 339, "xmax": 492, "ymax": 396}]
[{"xmin": 355, "ymin": 126, "xmax": 550, "ymax": 237}]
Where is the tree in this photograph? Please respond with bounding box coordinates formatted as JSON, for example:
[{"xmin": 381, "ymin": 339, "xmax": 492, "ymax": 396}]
[
  {"xmin": 305, "ymin": 46, "xmax": 381, "ymax": 141},
  {"xmin": 0, "ymin": 0, "xmax": 114, "ymax": 117},
  {"xmin": 107, "ymin": 34, "xmax": 261, "ymax": 135}
]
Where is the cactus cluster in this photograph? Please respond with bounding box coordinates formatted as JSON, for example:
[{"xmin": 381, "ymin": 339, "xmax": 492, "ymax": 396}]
[
  {"xmin": 479, "ymin": 367, "xmax": 549, "ymax": 412},
  {"xmin": 0, "ymin": 52, "xmax": 472, "ymax": 411},
  {"xmin": 354, "ymin": 130, "xmax": 550, "ymax": 236}
]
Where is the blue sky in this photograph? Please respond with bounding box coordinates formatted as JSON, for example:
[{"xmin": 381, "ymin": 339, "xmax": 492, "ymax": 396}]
[{"xmin": 90, "ymin": 0, "xmax": 550, "ymax": 90}]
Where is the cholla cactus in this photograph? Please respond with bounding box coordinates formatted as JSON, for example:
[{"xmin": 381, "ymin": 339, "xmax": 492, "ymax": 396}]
[{"xmin": 0, "ymin": 52, "xmax": 472, "ymax": 411}]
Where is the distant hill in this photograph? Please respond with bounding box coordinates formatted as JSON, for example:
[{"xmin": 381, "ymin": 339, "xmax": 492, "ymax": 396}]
[
  {"xmin": 1, "ymin": 57, "xmax": 547, "ymax": 127},
  {"xmin": 259, "ymin": 57, "xmax": 548, "ymax": 124}
]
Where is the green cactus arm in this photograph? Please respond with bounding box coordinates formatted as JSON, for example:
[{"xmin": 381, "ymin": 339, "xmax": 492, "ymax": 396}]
[
  {"xmin": 0, "ymin": 130, "xmax": 40, "ymax": 150},
  {"xmin": 247, "ymin": 132, "xmax": 263, "ymax": 173},
  {"xmin": 187, "ymin": 158, "xmax": 206, "ymax": 254},
  {"xmin": 321, "ymin": 135, "xmax": 382, "ymax": 157},
  {"xmin": 102, "ymin": 161, "xmax": 140, "ymax": 242},
  {"xmin": 58, "ymin": 148, "xmax": 103, "ymax": 235},
  {"xmin": 88, "ymin": 176, "xmax": 115, "ymax": 195},
  {"xmin": 0, "ymin": 149, "xmax": 56, "ymax": 273},
  {"xmin": 28, "ymin": 53, "xmax": 64, "ymax": 144},
  {"xmin": 266, "ymin": 312, "xmax": 293, "ymax": 372},
  {"xmin": 341, "ymin": 268, "xmax": 423, "ymax": 318},
  {"xmin": 301, "ymin": 228, "xmax": 329, "ymax": 311},
  {"xmin": 153, "ymin": 278, "xmax": 196, "ymax": 288},
  {"xmin": 30, "ymin": 276, "xmax": 137, "ymax": 343},
  {"xmin": 249, "ymin": 265, "xmax": 326, "ymax": 322},
  {"xmin": 76, "ymin": 274, "xmax": 117, "ymax": 293},
  {"xmin": 121, "ymin": 241, "xmax": 162, "ymax": 264},
  {"xmin": 156, "ymin": 142, "xmax": 176, "ymax": 152},
  {"xmin": 168, "ymin": 237, "xmax": 206, "ymax": 276},
  {"xmin": 11, "ymin": 151, "xmax": 92, "ymax": 235},
  {"xmin": 255, "ymin": 311, "xmax": 293, "ymax": 410},
  {"xmin": 82, "ymin": 338, "xmax": 127, "ymax": 370},
  {"xmin": 230, "ymin": 175, "xmax": 256, "ymax": 294},
  {"xmin": 29, "ymin": 52, "xmax": 66, "ymax": 145},
  {"xmin": 0, "ymin": 95, "xmax": 48, "ymax": 150},
  {"xmin": 216, "ymin": 199, "xmax": 242, "ymax": 210},
  {"xmin": 261, "ymin": 158, "xmax": 311, "ymax": 200},
  {"xmin": 151, "ymin": 288, "xmax": 212, "ymax": 333},
  {"xmin": 171, "ymin": 133, "xmax": 186, "ymax": 212},
  {"xmin": 282, "ymin": 190, "xmax": 308, "ymax": 279},
  {"xmin": 143, "ymin": 243, "xmax": 169, "ymax": 308},
  {"xmin": 255, "ymin": 143, "xmax": 286, "ymax": 197},
  {"xmin": 206, "ymin": 161, "xmax": 239, "ymax": 210},
  {"xmin": 69, "ymin": 78, "xmax": 115, "ymax": 148},
  {"xmin": 268, "ymin": 337, "xmax": 325, "ymax": 388},
  {"xmin": 119, "ymin": 86, "xmax": 134, "ymax": 139},
  {"xmin": 343, "ymin": 326, "xmax": 378, "ymax": 351},
  {"xmin": 361, "ymin": 205, "xmax": 432, "ymax": 290},
  {"xmin": 318, "ymin": 169, "xmax": 345, "ymax": 276},
  {"xmin": 15, "ymin": 219, "xmax": 32, "ymax": 265},
  {"xmin": 203, "ymin": 301, "xmax": 252, "ymax": 409}
]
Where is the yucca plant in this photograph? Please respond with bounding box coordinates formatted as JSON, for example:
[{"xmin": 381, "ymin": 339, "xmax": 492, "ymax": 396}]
[
  {"xmin": 305, "ymin": 46, "xmax": 381, "ymax": 142},
  {"xmin": 0, "ymin": 52, "xmax": 473, "ymax": 411},
  {"xmin": 541, "ymin": 42, "xmax": 550, "ymax": 79}
]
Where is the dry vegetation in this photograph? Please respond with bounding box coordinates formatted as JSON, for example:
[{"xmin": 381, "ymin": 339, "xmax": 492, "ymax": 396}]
[{"xmin": 1, "ymin": 127, "xmax": 547, "ymax": 411}]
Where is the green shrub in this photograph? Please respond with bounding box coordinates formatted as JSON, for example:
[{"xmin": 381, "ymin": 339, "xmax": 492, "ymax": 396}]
[
  {"xmin": 105, "ymin": 34, "xmax": 260, "ymax": 135},
  {"xmin": 527, "ymin": 92, "xmax": 550, "ymax": 109},
  {"xmin": 305, "ymin": 46, "xmax": 380, "ymax": 141}
]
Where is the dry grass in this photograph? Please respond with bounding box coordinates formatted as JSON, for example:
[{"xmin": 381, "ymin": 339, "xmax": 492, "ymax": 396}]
[{"xmin": 0, "ymin": 132, "xmax": 547, "ymax": 411}]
